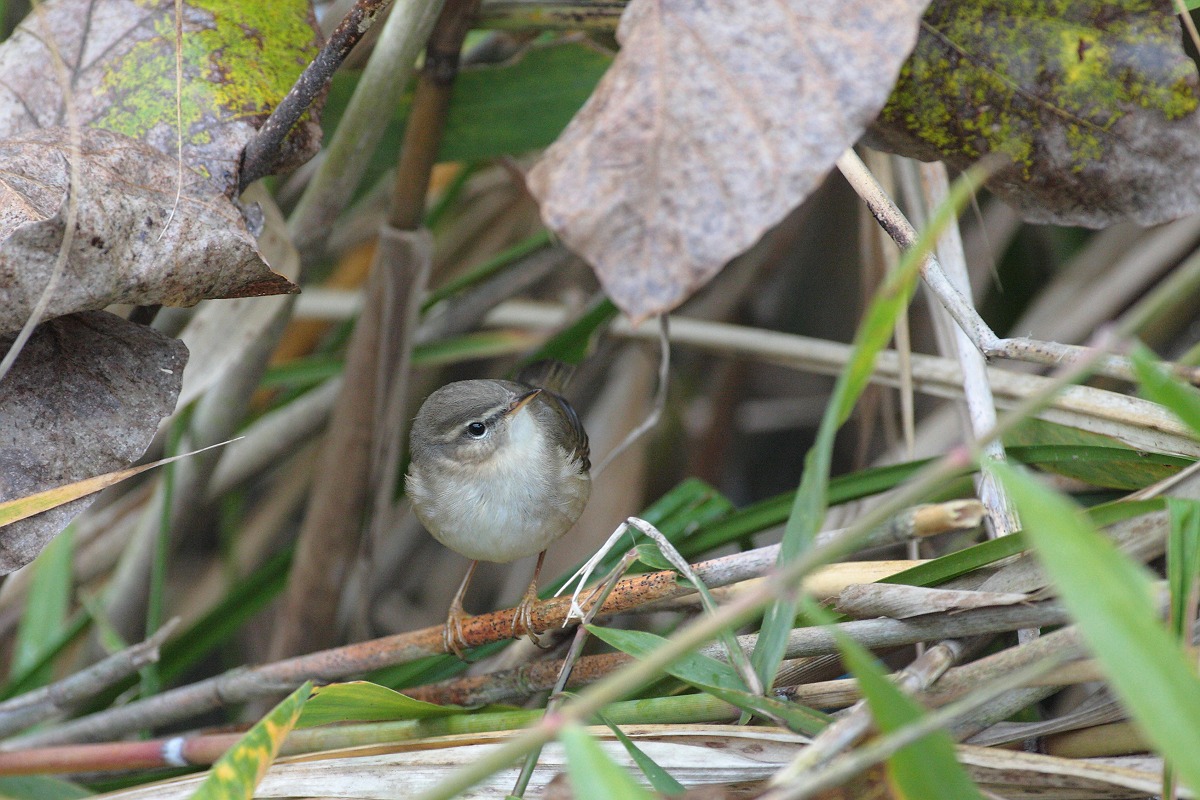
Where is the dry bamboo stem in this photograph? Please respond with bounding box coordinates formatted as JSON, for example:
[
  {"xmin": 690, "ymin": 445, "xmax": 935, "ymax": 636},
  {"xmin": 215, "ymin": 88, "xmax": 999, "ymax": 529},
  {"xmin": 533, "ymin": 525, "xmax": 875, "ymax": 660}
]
[{"xmin": 0, "ymin": 622, "xmax": 176, "ymax": 739}]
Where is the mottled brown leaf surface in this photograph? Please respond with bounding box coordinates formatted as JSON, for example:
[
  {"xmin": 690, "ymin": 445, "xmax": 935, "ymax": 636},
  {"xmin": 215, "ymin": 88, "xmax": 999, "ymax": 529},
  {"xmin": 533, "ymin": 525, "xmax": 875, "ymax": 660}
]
[
  {"xmin": 526, "ymin": 0, "xmax": 930, "ymax": 320},
  {"xmin": 0, "ymin": 0, "xmax": 319, "ymax": 332},
  {"xmin": 869, "ymin": 0, "xmax": 1200, "ymax": 227},
  {"xmin": 0, "ymin": 128, "xmax": 292, "ymax": 333},
  {"xmin": 0, "ymin": 312, "xmax": 186, "ymax": 573},
  {"xmin": 0, "ymin": 0, "xmax": 320, "ymax": 196}
]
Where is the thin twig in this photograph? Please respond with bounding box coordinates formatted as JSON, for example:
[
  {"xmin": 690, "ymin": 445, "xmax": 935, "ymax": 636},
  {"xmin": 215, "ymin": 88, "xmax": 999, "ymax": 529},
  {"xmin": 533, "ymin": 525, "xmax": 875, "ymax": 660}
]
[
  {"xmin": 240, "ymin": 0, "xmax": 394, "ymax": 191},
  {"xmin": 836, "ymin": 149, "xmax": 1200, "ymax": 385},
  {"xmin": 914, "ymin": 159, "xmax": 1019, "ymax": 538},
  {"xmin": 0, "ymin": 620, "xmax": 177, "ymax": 739},
  {"xmin": 594, "ymin": 315, "xmax": 670, "ymax": 477},
  {"xmin": 510, "ymin": 550, "xmax": 637, "ymax": 798}
]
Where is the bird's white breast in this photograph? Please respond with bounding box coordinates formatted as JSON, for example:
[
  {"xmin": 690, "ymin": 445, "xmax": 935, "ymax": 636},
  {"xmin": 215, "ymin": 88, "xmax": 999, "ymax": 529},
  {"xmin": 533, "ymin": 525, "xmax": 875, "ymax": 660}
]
[{"xmin": 407, "ymin": 409, "xmax": 590, "ymax": 562}]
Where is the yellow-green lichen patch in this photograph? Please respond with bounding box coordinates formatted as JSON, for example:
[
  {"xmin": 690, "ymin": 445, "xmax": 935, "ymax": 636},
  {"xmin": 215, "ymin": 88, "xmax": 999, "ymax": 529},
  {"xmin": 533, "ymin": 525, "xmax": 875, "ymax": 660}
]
[
  {"xmin": 93, "ymin": 0, "xmax": 316, "ymax": 154},
  {"xmin": 877, "ymin": 0, "xmax": 1200, "ymax": 172}
]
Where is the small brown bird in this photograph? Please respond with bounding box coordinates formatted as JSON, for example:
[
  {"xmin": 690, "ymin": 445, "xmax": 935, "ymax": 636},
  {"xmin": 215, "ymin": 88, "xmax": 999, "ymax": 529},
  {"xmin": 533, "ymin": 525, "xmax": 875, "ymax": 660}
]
[{"xmin": 406, "ymin": 362, "xmax": 590, "ymax": 656}]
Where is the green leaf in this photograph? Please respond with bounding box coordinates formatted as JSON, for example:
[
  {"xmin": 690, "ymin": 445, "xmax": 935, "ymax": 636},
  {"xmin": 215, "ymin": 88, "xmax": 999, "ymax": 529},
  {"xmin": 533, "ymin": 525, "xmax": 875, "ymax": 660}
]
[
  {"xmin": 1007, "ymin": 442, "xmax": 1191, "ymax": 491},
  {"xmin": 596, "ymin": 714, "xmax": 686, "ymax": 796},
  {"xmin": 422, "ymin": 231, "xmax": 552, "ymax": 310},
  {"xmin": 0, "ymin": 776, "xmax": 92, "ymax": 800},
  {"xmin": 752, "ymin": 162, "xmax": 990, "ymax": 690},
  {"xmin": 323, "ymin": 41, "xmax": 612, "ymax": 201},
  {"xmin": 881, "ymin": 533, "xmax": 1028, "ymax": 588},
  {"xmin": 522, "ymin": 297, "xmax": 619, "ymax": 367},
  {"xmin": 680, "ymin": 460, "xmax": 946, "ymax": 557},
  {"xmin": 188, "ymin": 682, "xmax": 312, "ymax": 800},
  {"xmin": 881, "ymin": 498, "xmax": 1164, "ymax": 590},
  {"xmin": 1132, "ymin": 343, "xmax": 1200, "ymax": 437},
  {"xmin": 11, "ymin": 527, "xmax": 74, "ymax": 684},
  {"xmin": 819, "ymin": 602, "xmax": 984, "ymax": 800},
  {"xmin": 552, "ymin": 478, "xmax": 732, "ymax": 592},
  {"xmin": 994, "ymin": 460, "xmax": 1200, "ymax": 794},
  {"xmin": 0, "ymin": 612, "xmax": 89, "ymax": 701},
  {"xmin": 1167, "ymin": 499, "xmax": 1200, "ymax": 640},
  {"xmin": 633, "ymin": 544, "xmax": 675, "ymax": 572},
  {"xmin": 560, "ymin": 724, "xmax": 657, "ymax": 800},
  {"xmin": 296, "ymin": 681, "xmax": 465, "ymax": 727},
  {"xmin": 588, "ymin": 626, "xmax": 829, "ymax": 735}
]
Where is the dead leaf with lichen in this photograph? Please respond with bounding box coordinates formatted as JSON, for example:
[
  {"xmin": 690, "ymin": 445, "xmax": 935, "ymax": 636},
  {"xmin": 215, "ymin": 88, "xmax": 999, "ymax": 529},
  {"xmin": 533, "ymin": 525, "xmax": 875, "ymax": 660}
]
[
  {"xmin": 868, "ymin": 0, "xmax": 1200, "ymax": 227},
  {"xmin": 0, "ymin": 0, "xmax": 320, "ymax": 332}
]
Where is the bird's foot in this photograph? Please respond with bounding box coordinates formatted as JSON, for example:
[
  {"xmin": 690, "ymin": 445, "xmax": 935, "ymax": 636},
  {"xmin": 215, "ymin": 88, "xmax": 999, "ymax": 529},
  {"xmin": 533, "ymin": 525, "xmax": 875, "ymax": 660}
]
[
  {"xmin": 442, "ymin": 608, "xmax": 472, "ymax": 660},
  {"xmin": 511, "ymin": 584, "xmax": 550, "ymax": 649}
]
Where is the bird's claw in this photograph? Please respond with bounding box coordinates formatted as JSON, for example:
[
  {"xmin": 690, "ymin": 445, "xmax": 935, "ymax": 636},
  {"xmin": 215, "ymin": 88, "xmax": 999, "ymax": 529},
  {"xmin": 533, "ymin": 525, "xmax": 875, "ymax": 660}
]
[
  {"xmin": 443, "ymin": 609, "xmax": 471, "ymax": 660},
  {"xmin": 512, "ymin": 589, "xmax": 550, "ymax": 649}
]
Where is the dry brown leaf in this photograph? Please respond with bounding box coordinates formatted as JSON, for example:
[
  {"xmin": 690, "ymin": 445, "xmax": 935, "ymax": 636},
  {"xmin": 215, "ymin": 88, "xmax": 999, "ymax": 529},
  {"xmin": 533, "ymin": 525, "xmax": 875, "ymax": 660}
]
[
  {"xmin": 527, "ymin": 0, "xmax": 930, "ymax": 321},
  {"xmin": 0, "ymin": 127, "xmax": 292, "ymax": 333},
  {"xmin": 0, "ymin": 311, "xmax": 186, "ymax": 573},
  {"xmin": 0, "ymin": 0, "xmax": 321, "ymax": 196},
  {"xmin": 0, "ymin": 0, "xmax": 320, "ymax": 332},
  {"xmin": 869, "ymin": 0, "xmax": 1200, "ymax": 227}
]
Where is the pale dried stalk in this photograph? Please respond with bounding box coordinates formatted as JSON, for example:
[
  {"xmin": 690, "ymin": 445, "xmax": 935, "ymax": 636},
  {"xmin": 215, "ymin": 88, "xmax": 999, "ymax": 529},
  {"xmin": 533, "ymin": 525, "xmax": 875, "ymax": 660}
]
[
  {"xmin": 1015, "ymin": 217, "xmax": 1200, "ymax": 345},
  {"xmin": 287, "ymin": 0, "xmax": 446, "ymax": 255},
  {"xmin": 835, "ymin": 148, "xmax": 1200, "ymax": 385},
  {"xmin": 769, "ymin": 640, "xmax": 967, "ymax": 785},
  {"xmin": 267, "ymin": 229, "xmax": 432, "ymax": 661},
  {"xmin": 762, "ymin": 654, "xmax": 1069, "ymax": 800},
  {"xmin": 915, "ymin": 159, "xmax": 1018, "ymax": 537},
  {"xmin": 484, "ymin": 301, "xmax": 1200, "ymax": 457},
  {"xmin": 0, "ymin": 621, "xmax": 177, "ymax": 739}
]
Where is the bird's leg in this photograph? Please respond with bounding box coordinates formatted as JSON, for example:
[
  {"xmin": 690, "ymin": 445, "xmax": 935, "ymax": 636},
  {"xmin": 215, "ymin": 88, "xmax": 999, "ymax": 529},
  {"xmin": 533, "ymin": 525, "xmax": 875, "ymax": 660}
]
[
  {"xmin": 512, "ymin": 550, "xmax": 548, "ymax": 647},
  {"xmin": 443, "ymin": 560, "xmax": 478, "ymax": 659}
]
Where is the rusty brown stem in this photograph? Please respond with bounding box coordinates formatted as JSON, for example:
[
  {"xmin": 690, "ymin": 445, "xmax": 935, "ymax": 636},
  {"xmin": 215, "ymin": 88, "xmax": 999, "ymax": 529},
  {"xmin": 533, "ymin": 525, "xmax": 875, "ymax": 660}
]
[
  {"xmin": 389, "ymin": 0, "xmax": 482, "ymax": 229},
  {"xmin": 6, "ymin": 545, "xmax": 781, "ymax": 748}
]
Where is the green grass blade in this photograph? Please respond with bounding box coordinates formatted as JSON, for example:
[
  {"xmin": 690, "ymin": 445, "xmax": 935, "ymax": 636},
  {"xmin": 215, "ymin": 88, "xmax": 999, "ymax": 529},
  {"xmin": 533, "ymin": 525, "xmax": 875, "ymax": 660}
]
[
  {"xmin": 422, "ymin": 231, "xmax": 551, "ymax": 311},
  {"xmin": 588, "ymin": 625, "xmax": 829, "ymax": 735},
  {"xmin": 187, "ymin": 682, "xmax": 312, "ymax": 800},
  {"xmin": 560, "ymin": 723, "xmax": 657, "ymax": 800},
  {"xmin": 1132, "ymin": 343, "xmax": 1200, "ymax": 436},
  {"xmin": 297, "ymin": 681, "xmax": 466, "ymax": 727},
  {"xmin": 994, "ymin": 460, "xmax": 1200, "ymax": 794},
  {"xmin": 596, "ymin": 713, "xmax": 686, "ymax": 796},
  {"xmin": 522, "ymin": 296, "xmax": 619, "ymax": 367},
  {"xmin": 0, "ymin": 775, "xmax": 92, "ymax": 799},
  {"xmin": 1167, "ymin": 499, "xmax": 1200, "ymax": 640},
  {"xmin": 818, "ymin": 601, "xmax": 984, "ymax": 800},
  {"xmin": 10, "ymin": 526, "xmax": 74, "ymax": 685},
  {"xmin": 752, "ymin": 163, "xmax": 991, "ymax": 690}
]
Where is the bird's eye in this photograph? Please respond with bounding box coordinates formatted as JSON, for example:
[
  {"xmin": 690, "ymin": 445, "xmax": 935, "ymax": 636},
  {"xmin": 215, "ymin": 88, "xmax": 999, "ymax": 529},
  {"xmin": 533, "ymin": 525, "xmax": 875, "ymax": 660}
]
[{"xmin": 465, "ymin": 421, "xmax": 488, "ymax": 438}]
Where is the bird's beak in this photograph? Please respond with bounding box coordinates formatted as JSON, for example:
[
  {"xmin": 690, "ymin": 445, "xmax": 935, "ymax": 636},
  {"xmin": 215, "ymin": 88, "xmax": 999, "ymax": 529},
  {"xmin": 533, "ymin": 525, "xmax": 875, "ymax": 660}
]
[{"xmin": 506, "ymin": 388, "xmax": 542, "ymax": 416}]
